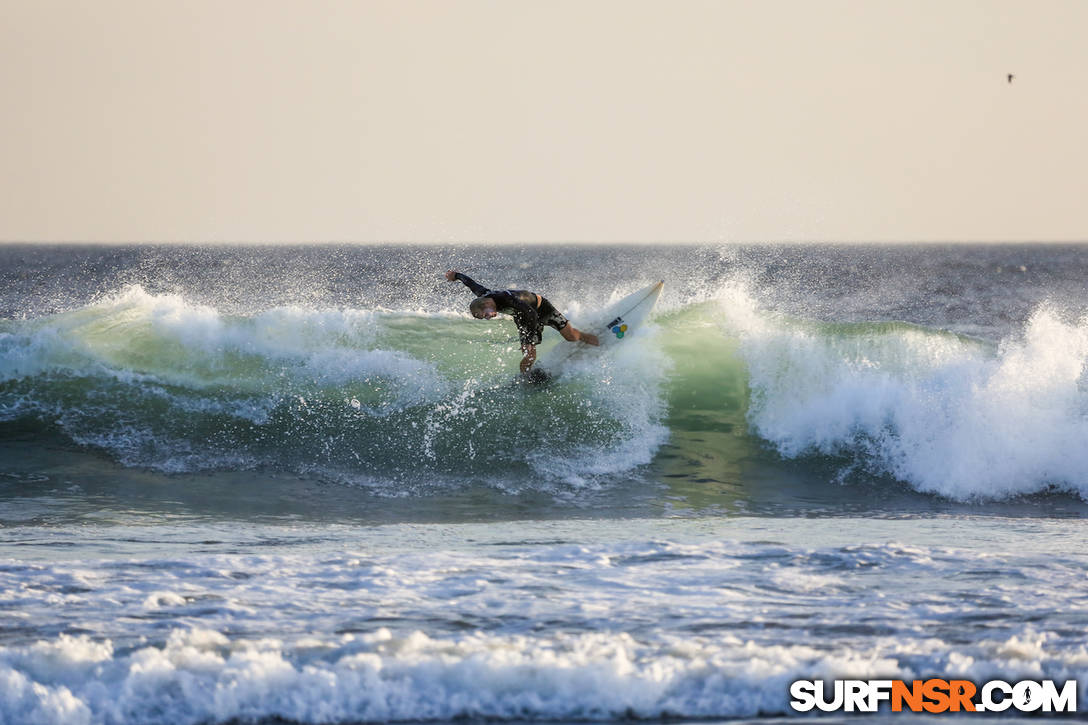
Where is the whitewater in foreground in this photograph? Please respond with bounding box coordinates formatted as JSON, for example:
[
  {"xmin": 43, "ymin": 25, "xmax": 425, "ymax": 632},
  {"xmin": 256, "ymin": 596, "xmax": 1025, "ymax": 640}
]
[{"xmin": 1, "ymin": 243, "xmax": 1087, "ymax": 724}]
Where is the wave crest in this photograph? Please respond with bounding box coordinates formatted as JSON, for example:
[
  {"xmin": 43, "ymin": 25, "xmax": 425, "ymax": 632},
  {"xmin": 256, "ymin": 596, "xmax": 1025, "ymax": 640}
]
[
  {"xmin": 716, "ymin": 282, "xmax": 1088, "ymax": 500},
  {"xmin": 0, "ymin": 286, "xmax": 668, "ymax": 488}
]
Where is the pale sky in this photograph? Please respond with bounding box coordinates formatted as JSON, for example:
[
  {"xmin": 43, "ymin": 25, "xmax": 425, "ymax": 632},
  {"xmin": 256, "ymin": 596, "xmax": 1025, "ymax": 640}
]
[{"xmin": 2, "ymin": 0, "xmax": 1086, "ymax": 243}]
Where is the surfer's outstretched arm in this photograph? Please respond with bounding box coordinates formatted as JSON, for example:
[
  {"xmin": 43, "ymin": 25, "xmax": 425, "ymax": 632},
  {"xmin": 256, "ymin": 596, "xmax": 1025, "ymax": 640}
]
[{"xmin": 445, "ymin": 270, "xmax": 490, "ymax": 297}]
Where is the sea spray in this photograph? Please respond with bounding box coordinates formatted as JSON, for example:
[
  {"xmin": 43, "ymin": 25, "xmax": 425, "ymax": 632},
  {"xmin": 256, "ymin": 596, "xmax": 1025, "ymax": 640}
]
[
  {"xmin": 716, "ymin": 283, "xmax": 1088, "ymax": 500},
  {"xmin": 4, "ymin": 258, "xmax": 1088, "ymax": 502},
  {"xmin": 0, "ymin": 286, "xmax": 671, "ymax": 489}
]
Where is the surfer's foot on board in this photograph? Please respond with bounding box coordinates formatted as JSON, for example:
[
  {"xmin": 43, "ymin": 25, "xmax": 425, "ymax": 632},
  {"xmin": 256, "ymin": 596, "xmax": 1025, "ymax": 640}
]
[{"xmin": 561, "ymin": 326, "xmax": 599, "ymax": 346}]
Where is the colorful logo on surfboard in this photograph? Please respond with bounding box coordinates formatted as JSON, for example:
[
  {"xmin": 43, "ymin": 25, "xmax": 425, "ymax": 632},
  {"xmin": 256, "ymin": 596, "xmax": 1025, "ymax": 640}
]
[{"xmin": 607, "ymin": 317, "xmax": 628, "ymax": 338}]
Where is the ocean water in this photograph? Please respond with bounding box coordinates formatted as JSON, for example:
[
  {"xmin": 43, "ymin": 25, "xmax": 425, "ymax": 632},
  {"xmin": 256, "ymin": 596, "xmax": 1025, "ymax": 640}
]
[{"xmin": 1, "ymin": 243, "xmax": 1087, "ymax": 724}]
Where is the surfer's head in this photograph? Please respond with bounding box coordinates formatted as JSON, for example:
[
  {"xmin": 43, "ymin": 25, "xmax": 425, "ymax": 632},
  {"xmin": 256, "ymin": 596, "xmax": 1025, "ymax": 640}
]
[{"xmin": 469, "ymin": 297, "xmax": 497, "ymax": 319}]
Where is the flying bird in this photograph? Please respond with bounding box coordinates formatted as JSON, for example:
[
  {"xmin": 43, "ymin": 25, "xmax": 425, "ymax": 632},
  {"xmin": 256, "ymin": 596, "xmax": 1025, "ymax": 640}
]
[{"xmin": 1007, "ymin": 73, "xmax": 1014, "ymax": 84}]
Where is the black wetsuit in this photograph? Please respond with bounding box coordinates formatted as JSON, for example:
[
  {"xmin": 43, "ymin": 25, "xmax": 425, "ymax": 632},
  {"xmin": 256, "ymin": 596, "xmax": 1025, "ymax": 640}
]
[{"xmin": 454, "ymin": 273, "xmax": 568, "ymax": 348}]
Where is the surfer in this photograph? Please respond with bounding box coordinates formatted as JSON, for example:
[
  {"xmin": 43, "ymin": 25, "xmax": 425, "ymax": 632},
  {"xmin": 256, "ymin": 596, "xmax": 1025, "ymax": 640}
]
[{"xmin": 445, "ymin": 270, "xmax": 598, "ymax": 373}]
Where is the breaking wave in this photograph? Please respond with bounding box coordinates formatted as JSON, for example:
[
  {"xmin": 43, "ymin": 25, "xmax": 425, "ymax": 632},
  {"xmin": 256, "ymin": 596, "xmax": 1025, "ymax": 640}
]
[{"xmin": 2, "ymin": 282, "xmax": 1087, "ymax": 501}]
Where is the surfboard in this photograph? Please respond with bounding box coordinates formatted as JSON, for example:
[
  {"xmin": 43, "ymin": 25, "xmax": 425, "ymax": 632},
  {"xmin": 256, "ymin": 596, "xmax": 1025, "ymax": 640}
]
[{"xmin": 536, "ymin": 280, "xmax": 664, "ymax": 374}]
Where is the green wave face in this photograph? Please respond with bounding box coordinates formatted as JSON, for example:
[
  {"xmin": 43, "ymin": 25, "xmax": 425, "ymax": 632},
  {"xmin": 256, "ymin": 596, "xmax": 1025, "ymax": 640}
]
[
  {"xmin": 0, "ymin": 286, "xmax": 671, "ymax": 489},
  {"xmin": 3, "ymin": 284, "xmax": 1088, "ymax": 502}
]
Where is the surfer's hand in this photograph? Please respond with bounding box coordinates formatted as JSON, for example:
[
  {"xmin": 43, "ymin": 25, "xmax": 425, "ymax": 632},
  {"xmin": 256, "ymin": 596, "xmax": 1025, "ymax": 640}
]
[{"xmin": 445, "ymin": 270, "xmax": 458, "ymax": 281}]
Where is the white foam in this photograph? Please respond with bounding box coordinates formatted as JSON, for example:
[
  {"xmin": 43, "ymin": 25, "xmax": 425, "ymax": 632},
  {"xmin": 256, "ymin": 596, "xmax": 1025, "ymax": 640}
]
[
  {"xmin": 530, "ymin": 324, "xmax": 672, "ymax": 485},
  {"xmin": 716, "ymin": 282, "xmax": 1088, "ymax": 500},
  {"xmin": 13, "ymin": 626, "xmax": 1072, "ymax": 724},
  {"xmin": 0, "ymin": 285, "xmax": 448, "ymax": 398},
  {"xmin": 142, "ymin": 592, "xmax": 188, "ymax": 609},
  {"xmin": 3, "ymin": 535, "xmax": 1088, "ymax": 723},
  {"xmin": 0, "ymin": 286, "xmax": 469, "ymax": 473}
]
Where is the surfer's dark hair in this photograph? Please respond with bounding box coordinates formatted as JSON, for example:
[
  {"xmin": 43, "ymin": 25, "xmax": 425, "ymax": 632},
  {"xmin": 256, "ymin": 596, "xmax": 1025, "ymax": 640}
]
[{"xmin": 469, "ymin": 297, "xmax": 493, "ymax": 315}]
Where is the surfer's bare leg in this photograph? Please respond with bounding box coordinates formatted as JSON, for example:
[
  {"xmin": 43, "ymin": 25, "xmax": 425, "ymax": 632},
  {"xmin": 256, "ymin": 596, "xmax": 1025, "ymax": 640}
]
[
  {"xmin": 520, "ymin": 344, "xmax": 537, "ymax": 373},
  {"xmin": 561, "ymin": 326, "xmax": 598, "ymax": 346}
]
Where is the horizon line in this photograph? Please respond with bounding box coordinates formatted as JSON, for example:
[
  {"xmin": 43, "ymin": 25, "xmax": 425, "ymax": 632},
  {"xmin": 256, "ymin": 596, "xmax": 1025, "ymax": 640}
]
[{"xmin": 2, "ymin": 238, "xmax": 1087, "ymax": 246}]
